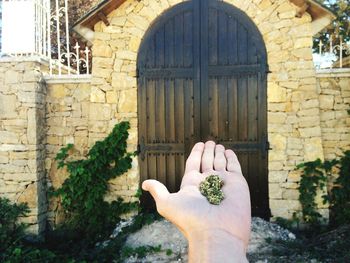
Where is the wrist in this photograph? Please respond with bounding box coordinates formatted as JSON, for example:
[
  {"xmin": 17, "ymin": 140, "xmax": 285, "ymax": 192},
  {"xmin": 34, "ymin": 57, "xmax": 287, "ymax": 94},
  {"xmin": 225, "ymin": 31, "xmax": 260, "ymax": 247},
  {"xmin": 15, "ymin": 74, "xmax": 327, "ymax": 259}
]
[{"xmin": 187, "ymin": 229, "xmax": 248, "ymax": 263}]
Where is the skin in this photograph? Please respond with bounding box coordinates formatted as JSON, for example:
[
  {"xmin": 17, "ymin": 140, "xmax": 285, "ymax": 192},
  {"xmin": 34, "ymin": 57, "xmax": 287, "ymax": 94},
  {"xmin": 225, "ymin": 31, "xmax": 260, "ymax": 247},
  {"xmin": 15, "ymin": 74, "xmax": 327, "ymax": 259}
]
[{"xmin": 142, "ymin": 141, "xmax": 251, "ymax": 263}]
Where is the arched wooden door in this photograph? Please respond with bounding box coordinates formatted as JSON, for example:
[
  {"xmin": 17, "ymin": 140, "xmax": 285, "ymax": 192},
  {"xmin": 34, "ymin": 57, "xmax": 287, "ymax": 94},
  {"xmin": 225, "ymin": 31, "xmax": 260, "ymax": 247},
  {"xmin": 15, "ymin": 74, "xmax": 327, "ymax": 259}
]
[{"xmin": 137, "ymin": 0, "xmax": 270, "ymax": 219}]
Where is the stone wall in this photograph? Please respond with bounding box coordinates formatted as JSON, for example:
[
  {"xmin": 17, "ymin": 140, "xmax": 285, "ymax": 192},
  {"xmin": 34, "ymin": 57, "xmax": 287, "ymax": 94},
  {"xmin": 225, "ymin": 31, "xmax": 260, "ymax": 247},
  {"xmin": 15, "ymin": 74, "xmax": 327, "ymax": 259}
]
[
  {"xmin": 90, "ymin": 0, "xmax": 325, "ymax": 219},
  {"xmin": 45, "ymin": 78, "xmax": 139, "ymax": 227},
  {"xmin": 317, "ymin": 70, "xmax": 350, "ymax": 160},
  {"xmin": 3, "ymin": 0, "xmax": 349, "ymax": 234},
  {"xmin": 0, "ymin": 59, "xmax": 47, "ymax": 235}
]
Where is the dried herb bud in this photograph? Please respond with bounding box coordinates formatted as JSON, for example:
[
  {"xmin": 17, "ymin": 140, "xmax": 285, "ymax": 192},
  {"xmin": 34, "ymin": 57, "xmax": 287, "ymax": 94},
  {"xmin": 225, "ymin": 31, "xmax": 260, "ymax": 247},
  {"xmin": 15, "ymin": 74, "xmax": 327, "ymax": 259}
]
[{"xmin": 199, "ymin": 175, "xmax": 225, "ymax": 205}]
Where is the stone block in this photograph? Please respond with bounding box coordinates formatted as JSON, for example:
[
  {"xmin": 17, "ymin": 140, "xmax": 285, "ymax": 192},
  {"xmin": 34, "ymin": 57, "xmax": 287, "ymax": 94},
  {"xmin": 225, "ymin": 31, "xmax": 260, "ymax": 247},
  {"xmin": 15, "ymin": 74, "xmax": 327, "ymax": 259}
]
[
  {"xmin": 5, "ymin": 70, "xmax": 19, "ymax": 84},
  {"xmin": 269, "ymin": 171, "xmax": 288, "ymax": 183},
  {"xmin": 0, "ymin": 131, "xmax": 19, "ymax": 144},
  {"xmin": 111, "ymin": 73, "xmax": 137, "ymax": 89},
  {"xmin": 114, "ymin": 59, "xmax": 124, "ymax": 72},
  {"xmin": 269, "ymin": 183, "xmax": 283, "ymax": 199},
  {"xmin": 304, "ymin": 137, "xmax": 324, "ymax": 161},
  {"xmin": 270, "ymin": 133, "xmax": 287, "ymax": 150},
  {"xmin": 18, "ymin": 183, "xmax": 38, "ymax": 208},
  {"xmin": 47, "ymin": 85, "xmax": 68, "ymax": 99},
  {"xmin": 0, "ymin": 94, "xmax": 17, "ymax": 118},
  {"xmin": 89, "ymin": 103, "xmax": 111, "ymax": 121},
  {"xmin": 282, "ymin": 189, "xmax": 300, "ymax": 200},
  {"xmin": 291, "ymin": 48, "xmax": 312, "ymax": 59},
  {"xmin": 90, "ymin": 87, "xmax": 106, "ymax": 103},
  {"xmin": 4, "ymin": 173, "xmax": 36, "ymax": 182},
  {"xmin": 115, "ymin": 50, "xmax": 137, "ymax": 61},
  {"xmin": 294, "ymin": 37, "xmax": 312, "ymax": 49},
  {"xmin": 118, "ymin": 89, "xmax": 137, "ymax": 113},
  {"xmin": 92, "ymin": 41, "xmax": 113, "ymax": 58},
  {"xmin": 268, "ymin": 83, "xmax": 287, "ymax": 103},
  {"xmin": 287, "ymin": 170, "xmax": 301, "ymax": 182},
  {"xmin": 106, "ymin": 91, "xmax": 119, "ymax": 104},
  {"xmin": 93, "ymin": 68, "xmax": 113, "ymax": 79},
  {"xmin": 93, "ymin": 57, "xmax": 114, "ymax": 69},
  {"xmin": 270, "ymin": 199, "xmax": 301, "ymax": 211},
  {"xmin": 127, "ymin": 13, "xmax": 150, "ymax": 30},
  {"xmin": 301, "ymin": 99, "xmax": 319, "ymax": 109},
  {"xmin": 268, "ymin": 112, "xmax": 287, "ymax": 124},
  {"xmin": 111, "ymin": 16, "xmax": 127, "ymax": 26},
  {"xmin": 299, "ymin": 127, "xmax": 321, "ymax": 138},
  {"xmin": 0, "ymin": 144, "xmax": 27, "ymax": 152},
  {"xmin": 319, "ymin": 95, "xmax": 334, "ymax": 110}
]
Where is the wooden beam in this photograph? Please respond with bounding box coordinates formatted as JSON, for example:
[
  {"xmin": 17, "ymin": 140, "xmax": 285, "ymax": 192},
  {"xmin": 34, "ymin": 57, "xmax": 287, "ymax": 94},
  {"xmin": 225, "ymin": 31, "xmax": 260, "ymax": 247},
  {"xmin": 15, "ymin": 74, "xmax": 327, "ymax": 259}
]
[{"xmin": 97, "ymin": 11, "xmax": 110, "ymax": 26}]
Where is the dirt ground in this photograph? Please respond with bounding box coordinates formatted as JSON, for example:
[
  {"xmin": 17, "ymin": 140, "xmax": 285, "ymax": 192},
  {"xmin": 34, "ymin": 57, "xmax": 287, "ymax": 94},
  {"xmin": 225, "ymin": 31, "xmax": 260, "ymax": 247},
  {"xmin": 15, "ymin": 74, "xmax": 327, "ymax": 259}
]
[{"xmin": 117, "ymin": 217, "xmax": 350, "ymax": 262}]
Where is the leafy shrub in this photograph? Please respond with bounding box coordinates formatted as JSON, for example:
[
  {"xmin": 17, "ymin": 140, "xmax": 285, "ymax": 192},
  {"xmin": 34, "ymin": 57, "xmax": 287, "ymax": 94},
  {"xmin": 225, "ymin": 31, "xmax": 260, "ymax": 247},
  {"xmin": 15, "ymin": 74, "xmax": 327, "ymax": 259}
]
[
  {"xmin": 51, "ymin": 121, "xmax": 138, "ymax": 242},
  {"xmin": 297, "ymin": 151, "xmax": 350, "ymax": 227},
  {"xmin": 0, "ymin": 197, "xmax": 57, "ymax": 262}
]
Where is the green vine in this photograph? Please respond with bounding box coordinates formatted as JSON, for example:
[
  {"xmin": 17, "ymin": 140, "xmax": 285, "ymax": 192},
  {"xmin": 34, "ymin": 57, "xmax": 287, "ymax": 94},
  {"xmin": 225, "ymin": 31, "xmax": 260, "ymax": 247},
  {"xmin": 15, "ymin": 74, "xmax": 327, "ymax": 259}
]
[
  {"xmin": 51, "ymin": 121, "xmax": 138, "ymax": 241},
  {"xmin": 331, "ymin": 150, "xmax": 350, "ymax": 226},
  {"xmin": 297, "ymin": 151, "xmax": 350, "ymax": 227},
  {"xmin": 297, "ymin": 159, "xmax": 328, "ymax": 225}
]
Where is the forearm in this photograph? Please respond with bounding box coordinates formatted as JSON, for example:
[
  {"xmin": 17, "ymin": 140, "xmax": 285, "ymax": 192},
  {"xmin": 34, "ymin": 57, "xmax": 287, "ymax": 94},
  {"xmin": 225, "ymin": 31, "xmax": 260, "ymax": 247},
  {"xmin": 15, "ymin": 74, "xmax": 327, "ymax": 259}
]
[{"xmin": 187, "ymin": 229, "xmax": 248, "ymax": 263}]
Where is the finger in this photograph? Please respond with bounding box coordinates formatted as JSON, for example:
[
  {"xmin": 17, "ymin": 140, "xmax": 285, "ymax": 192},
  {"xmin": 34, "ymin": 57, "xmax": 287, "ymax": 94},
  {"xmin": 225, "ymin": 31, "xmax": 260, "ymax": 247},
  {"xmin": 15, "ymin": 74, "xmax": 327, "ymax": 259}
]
[
  {"xmin": 214, "ymin": 144, "xmax": 226, "ymax": 171},
  {"xmin": 201, "ymin": 141, "xmax": 216, "ymax": 172},
  {"xmin": 225, "ymin": 149, "xmax": 242, "ymax": 174},
  {"xmin": 142, "ymin": 179, "xmax": 169, "ymax": 203},
  {"xmin": 185, "ymin": 142, "xmax": 205, "ymax": 174}
]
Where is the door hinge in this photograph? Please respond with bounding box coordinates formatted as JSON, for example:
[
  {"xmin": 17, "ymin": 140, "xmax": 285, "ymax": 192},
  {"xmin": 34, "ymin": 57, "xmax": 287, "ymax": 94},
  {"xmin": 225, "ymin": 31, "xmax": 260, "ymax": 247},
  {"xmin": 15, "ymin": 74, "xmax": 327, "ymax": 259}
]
[{"xmin": 266, "ymin": 141, "xmax": 272, "ymax": 151}]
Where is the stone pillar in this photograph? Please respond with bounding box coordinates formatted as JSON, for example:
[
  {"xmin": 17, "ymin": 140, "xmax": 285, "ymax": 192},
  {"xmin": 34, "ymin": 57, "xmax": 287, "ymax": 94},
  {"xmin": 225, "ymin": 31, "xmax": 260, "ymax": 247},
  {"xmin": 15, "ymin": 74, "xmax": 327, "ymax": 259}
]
[{"xmin": 0, "ymin": 59, "xmax": 47, "ymax": 235}]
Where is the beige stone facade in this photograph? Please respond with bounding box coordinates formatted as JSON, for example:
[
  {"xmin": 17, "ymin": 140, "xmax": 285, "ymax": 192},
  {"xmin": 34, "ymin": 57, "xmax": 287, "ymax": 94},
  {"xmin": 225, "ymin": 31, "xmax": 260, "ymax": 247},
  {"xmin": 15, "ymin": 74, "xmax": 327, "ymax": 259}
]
[
  {"xmin": 45, "ymin": 79, "xmax": 139, "ymax": 226},
  {"xmin": 0, "ymin": 60, "xmax": 47, "ymax": 235},
  {"xmin": 317, "ymin": 70, "xmax": 350, "ymax": 160},
  {"xmin": 89, "ymin": 0, "xmax": 325, "ymax": 219},
  {"xmin": 0, "ymin": 0, "xmax": 349, "ymax": 234}
]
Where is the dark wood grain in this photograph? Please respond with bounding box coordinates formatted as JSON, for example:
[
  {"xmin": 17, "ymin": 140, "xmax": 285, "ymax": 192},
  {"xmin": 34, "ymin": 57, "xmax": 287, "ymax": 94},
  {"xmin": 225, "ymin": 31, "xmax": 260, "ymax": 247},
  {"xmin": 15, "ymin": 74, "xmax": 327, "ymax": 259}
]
[{"xmin": 138, "ymin": 0, "xmax": 269, "ymax": 218}]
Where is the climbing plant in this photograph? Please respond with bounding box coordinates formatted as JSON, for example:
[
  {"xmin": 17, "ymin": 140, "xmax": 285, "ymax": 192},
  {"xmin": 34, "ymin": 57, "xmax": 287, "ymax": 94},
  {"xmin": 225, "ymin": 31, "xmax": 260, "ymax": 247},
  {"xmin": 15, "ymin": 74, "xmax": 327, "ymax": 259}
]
[
  {"xmin": 52, "ymin": 121, "xmax": 138, "ymax": 241},
  {"xmin": 297, "ymin": 151, "xmax": 350, "ymax": 227}
]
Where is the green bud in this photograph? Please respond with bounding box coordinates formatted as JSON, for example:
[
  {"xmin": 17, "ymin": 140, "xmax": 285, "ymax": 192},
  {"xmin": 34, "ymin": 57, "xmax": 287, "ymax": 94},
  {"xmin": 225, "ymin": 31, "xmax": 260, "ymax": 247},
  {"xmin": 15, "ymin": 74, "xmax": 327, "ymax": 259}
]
[{"xmin": 199, "ymin": 175, "xmax": 225, "ymax": 205}]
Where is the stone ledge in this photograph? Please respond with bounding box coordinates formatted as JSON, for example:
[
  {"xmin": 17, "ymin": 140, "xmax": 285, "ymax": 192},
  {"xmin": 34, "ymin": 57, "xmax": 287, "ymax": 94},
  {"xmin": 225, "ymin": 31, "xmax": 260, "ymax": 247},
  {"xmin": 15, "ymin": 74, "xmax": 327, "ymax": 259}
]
[
  {"xmin": 316, "ymin": 68, "xmax": 350, "ymax": 78},
  {"xmin": 44, "ymin": 75, "xmax": 92, "ymax": 84},
  {"xmin": 0, "ymin": 55, "xmax": 49, "ymax": 65}
]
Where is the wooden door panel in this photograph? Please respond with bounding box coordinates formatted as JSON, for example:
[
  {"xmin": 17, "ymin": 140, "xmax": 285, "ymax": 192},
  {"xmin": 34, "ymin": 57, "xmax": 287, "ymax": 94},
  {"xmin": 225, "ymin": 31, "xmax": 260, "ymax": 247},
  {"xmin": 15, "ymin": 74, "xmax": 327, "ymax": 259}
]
[{"xmin": 138, "ymin": 0, "xmax": 269, "ymax": 218}]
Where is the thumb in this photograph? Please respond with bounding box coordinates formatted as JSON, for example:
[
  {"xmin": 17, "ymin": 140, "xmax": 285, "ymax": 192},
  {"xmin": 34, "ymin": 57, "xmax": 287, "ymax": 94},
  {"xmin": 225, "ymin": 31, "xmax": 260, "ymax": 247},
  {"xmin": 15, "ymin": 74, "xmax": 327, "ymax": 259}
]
[{"xmin": 142, "ymin": 179, "xmax": 170, "ymax": 204}]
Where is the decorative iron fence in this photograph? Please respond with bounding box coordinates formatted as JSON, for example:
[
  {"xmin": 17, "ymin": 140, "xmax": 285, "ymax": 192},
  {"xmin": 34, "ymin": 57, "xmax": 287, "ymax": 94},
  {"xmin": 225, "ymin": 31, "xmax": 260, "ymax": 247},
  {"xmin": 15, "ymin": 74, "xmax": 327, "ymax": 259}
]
[
  {"xmin": 315, "ymin": 36, "xmax": 350, "ymax": 69},
  {"xmin": 0, "ymin": 0, "xmax": 91, "ymax": 76}
]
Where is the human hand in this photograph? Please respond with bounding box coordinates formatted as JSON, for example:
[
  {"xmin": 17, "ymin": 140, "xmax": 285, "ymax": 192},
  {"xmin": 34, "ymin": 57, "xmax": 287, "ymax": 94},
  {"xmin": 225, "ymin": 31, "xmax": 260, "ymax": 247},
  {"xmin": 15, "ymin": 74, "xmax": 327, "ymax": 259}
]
[{"xmin": 142, "ymin": 141, "xmax": 251, "ymax": 262}]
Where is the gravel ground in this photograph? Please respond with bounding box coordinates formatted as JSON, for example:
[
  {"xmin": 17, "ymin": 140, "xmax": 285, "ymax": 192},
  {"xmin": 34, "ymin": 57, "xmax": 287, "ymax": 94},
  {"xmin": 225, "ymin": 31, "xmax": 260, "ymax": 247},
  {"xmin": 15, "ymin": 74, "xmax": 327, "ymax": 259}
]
[{"xmin": 119, "ymin": 217, "xmax": 298, "ymax": 262}]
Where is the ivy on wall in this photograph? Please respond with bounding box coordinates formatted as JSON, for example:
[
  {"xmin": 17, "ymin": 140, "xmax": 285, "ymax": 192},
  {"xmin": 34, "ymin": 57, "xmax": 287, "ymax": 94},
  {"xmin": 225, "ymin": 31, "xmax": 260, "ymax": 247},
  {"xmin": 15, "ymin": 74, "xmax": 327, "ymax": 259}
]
[
  {"xmin": 297, "ymin": 151, "xmax": 350, "ymax": 227},
  {"xmin": 51, "ymin": 121, "xmax": 138, "ymax": 241}
]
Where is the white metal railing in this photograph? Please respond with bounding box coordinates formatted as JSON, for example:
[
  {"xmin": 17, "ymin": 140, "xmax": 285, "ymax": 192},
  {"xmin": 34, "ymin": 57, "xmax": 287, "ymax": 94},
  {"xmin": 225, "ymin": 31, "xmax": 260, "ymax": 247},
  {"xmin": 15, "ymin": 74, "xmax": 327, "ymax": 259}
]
[
  {"xmin": 0, "ymin": 0, "xmax": 91, "ymax": 76},
  {"xmin": 315, "ymin": 36, "xmax": 350, "ymax": 69}
]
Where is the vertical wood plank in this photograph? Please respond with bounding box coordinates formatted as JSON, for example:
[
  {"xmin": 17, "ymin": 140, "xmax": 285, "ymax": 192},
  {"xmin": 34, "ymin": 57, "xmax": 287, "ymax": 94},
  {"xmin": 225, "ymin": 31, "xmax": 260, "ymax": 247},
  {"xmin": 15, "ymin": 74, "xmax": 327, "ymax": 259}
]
[
  {"xmin": 165, "ymin": 79, "xmax": 175, "ymax": 142},
  {"xmin": 248, "ymin": 75, "xmax": 258, "ymax": 141},
  {"xmin": 183, "ymin": 11, "xmax": 193, "ymax": 68},
  {"xmin": 238, "ymin": 77, "xmax": 248, "ymax": 141},
  {"xmin": 218, "ymin": 77, "xmax": 228, "ymax": 141},
  {"xmin": 228, "ymin": 17, "xmax": 237, "ymax": 65},
  {"xmin": 155, "ymin": 25, "xmax": 165, "ymax": 68},
  {"xmin": 174, "ymin": 13, "xmax": 184, "ymax": 67},
  {"xmin": 175, "ymin": 79, "xmax": 184, "ymax": 143},
  {"xmin": 165, "ymin": 18, "xmax": 175, "ymax": 67},
  {"xmin": 147, "ymin": 79, "xmax": 156, "ymax": 142},
  {"xmin": 218, "ymin": 11, "xmax": 228, "ymax": 66},
  {"xmin": 228, "ymin": 77, "xmax": 238, "ymax": 141},
  {"xmin": 209, "ymin": 77, "xmax": 218, "ymax": 140},
  {"xmin": 208, "ymin": 7, "xmax": 218, "ymax": 66}
]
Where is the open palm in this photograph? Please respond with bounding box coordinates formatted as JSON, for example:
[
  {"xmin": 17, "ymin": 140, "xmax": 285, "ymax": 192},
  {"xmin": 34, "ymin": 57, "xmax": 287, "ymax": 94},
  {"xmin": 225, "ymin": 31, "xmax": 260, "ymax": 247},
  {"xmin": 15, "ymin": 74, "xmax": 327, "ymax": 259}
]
[{"xmin": 142, "ymin": 141, "xmax": 251, "ymax": 248}]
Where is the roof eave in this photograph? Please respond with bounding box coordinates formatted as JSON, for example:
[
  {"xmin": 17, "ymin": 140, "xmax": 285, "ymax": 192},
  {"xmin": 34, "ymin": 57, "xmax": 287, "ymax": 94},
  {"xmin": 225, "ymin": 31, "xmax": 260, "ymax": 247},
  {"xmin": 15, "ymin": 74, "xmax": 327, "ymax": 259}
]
[{"xmin": 73, "ymin": 0, "xmax": 337, "ymax": 40}]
